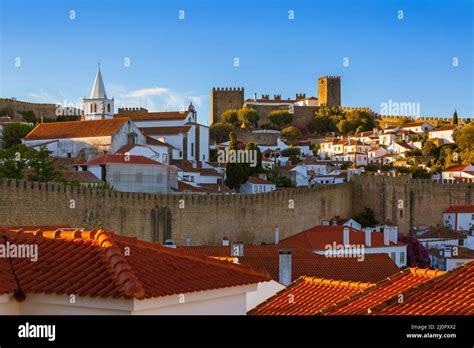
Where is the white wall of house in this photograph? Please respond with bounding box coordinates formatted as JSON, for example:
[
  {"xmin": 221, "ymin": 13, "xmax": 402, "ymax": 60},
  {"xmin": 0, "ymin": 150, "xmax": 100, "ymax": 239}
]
[
  {"xmin": 429, "ymin": 130, "xmax": 455, "ymax": 143},
  {"xmin": 246, "ymin": 280, "xmax": 285, "ymax": 312},
  {"xmin": 23, "ymin": 136, "xmax": 112, "ymax": 159},
  {"xmin": 0, "ymin": 283, "xmax": 258, "ymax": 315},
  {"xmin": 240, "ymin": 182, "xmax": 276, "ymax": 194},
  {"xmin": 443, "ymin": 212, "xmax": 474, "ymax": 231}
]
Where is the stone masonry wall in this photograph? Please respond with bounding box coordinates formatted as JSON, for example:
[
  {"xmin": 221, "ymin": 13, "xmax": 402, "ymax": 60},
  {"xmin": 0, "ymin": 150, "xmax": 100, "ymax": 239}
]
[{"xmin": 0, "ymin": 178, "xmax": 352, "ymax": 245}]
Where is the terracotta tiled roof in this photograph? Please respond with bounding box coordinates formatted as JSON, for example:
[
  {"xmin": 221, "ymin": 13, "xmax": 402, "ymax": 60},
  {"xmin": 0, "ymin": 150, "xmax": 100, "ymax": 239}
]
[
  {"xmin": 115, "ymin": 111, "xmax": 189, "ymax": 121},
  {"xmin": 249, "ymin": 276, "xmax": 374, "ymax": 315},
  {"xmin": 279, "ymin": 225, "xmax": 398, "ymax": 250},
  {"xmin": 444, "ymin": 205, "xmax": 474, "ymax": 213},
  {"xmin": 250, "ymin": 267, "xmax": 448, "ymax": 316},
  {"xmin": 442, "ymin": 164, "xmax": 471, "ymax": 172},
  {"xmin": 432, "ymin": 125, "xmax": 458, "ymax": 132},
  {"xmin": 417, "ymin": 227, "xmax": 468, "ymax": 239},
  {"xmin": 395, "ymin": 141, "xmax": 415, "ymax": 150},
  {"xmin": 172, "ymin": 181, "xmax": 208, "ymax": 193},
  {"xmin": 81, "ymin": 154, "xmax": 163, "ymax": 166},
  {"xmin": 322, "ymin": 268, "xmax": 445, "ymax": 315},
  {"xmin": 0, "ymin": 228, "xmax": 270, "ymax": 299},
  {"xmin": 371, "ymin": 262, "xmax": 474, "ymax": 315},
  {"xmin": 402, "ymin": 121, "xmax": 428, "ymax": 128},
  {"xmin": 246, "ymin": 176, "xmax": 274, "ymax": 185},
  {"xmin": 144, "ymin": 136, "xmax": 176, "ymax": 148},
  {"xmin": 183, "ymin": 246, "xmax": 400, "ymax": 283},
  {"xmin": 198, "ymin": 183, "xmax": 233, "ymax": 193},
  {"xmin": 24, "ymin": 118, "xmax": 129, "ymax": 140},
  {"xmin": 59, "ymin": 170, "xmax": 101, "ymax": 183},
  {"xmin": 139, "ymin": 126, "xmax": 191, "ymax": 136}
]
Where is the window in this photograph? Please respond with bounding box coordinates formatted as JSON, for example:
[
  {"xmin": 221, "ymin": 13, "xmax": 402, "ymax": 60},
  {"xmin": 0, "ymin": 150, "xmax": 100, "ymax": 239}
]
[
  {"xmin": 107, "ymin": 104, "xmax": 111, "ymax": 113},
  {"xmin": 390, "ymin": 252, "xmax": 396, "ymax": 261},
  {"xmin": 191, "ymin": 143, "xmax": 194, "ymax": 157},
  {"xmin": 253, "ymin": 185, "xmax": 257, "ymax": 193},
  {"xmin": 400, "ymin": 209, "xmax": 403, "ymax": 219},
  {"xmin": 400, "ymin": 252, "xmax": 405, "ymax": 264},
  {"xmin": 162, "ymin": 154, "xmax": 168, "ymax": 163}
]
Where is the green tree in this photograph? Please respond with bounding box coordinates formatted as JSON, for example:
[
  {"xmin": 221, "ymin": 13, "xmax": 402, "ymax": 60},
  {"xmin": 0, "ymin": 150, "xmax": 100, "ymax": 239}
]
[
  {"xmin": 237, "ymin": 108, "xmax": 259, "ymax": 128},
  {"xmin": 18, "ymin": 110, "xmax": 37, "ymax": 124},
  {"xmin": 0, "ymin": 106, "xmax": 15, "ymax": 118},
  {"xmin": 220, "ymin": 109, "xmax": 239, "ymax": 125},
  {"xmin": 0, "ymin": 144, "xmax": 34, "ymax": 179},
  {"xmin": 281, "ymin": 126, "xmax": 302, "ymax": 145},
  {"xmin": 452, "ymin": 109, "xmax": 458, "ymax": 125},
  {"xmin": 2, "ymin": 123, "xmax": 35, "ymax": 149},
  {"xmin": 354, "ymin": 207, "xmax": 378, "ymax": 227},
  {"xmin": 453, "ymin": 124, "xmax": 474, "ymax": 164},
  {"xmin": 422, "ymin": 140, "xmax": 439, "ymax": 157},
  {"xmin": 245, "ymin": 142, "xmax": 262, "ymax": 175},
  {"xmin": 225, "ymin": 132, "xmax": 249, "ymax": 191},
  {"xmin": 210, "ymin": 122, "xmax": 233, "ymax": 144},
  {"xmin": 269, "ymin": 110, "xmax": 293, "ymax": 129},
  {"xmin": 27, "ymin": 146, "xmax": 59, "ymax": 182},
  {"xmin": 281, "ymin": 147, "xmax": 301, "ymax": 164}
]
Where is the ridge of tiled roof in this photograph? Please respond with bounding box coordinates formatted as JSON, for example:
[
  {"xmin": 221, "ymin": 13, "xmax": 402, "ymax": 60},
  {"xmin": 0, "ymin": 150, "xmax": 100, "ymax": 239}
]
[
  {"xmin": 279, "ymin": 225, "xmax": 399, "ymax": 250},
  {"xmin": 443, "ymin": 205, "xmax": 474, "ymax": 213},
  {"xmin": 369, "ymin": 262, "xmax": 474, "ymax": 315},
  {"xmin": 320, "ymin": 267, "xmax": 445, "ymax": 315},
  {"xmin": 183, "ymin": 246, "xmax": 400, "ymax": 283},
  {"xmin": 0, "ymin": 228, "xmax": 270, "ymax": 300},
  {"xmin": 442, "ymin": 164, "xmax": 471, "ymax": 172},
  {"xmin": 24, "ymin": 118, "xmax": 129, "ymax": 141},
  {"xmin": 139, "ymin": 126, "xmax": 191, "ymax": 136},
  {"xmin": 81, "ymin": 154, "xmax": 163, "ymax": 166},
  {"xmin": 249, "ymin": 276, "xmax": 375, "ymax": 315}
]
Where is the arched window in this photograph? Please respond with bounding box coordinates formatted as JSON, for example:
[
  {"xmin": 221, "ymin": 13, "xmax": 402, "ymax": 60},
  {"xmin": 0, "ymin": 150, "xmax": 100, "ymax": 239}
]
[{"xmin": 107, "ymin": 104, "xmax": 111, "ymax": 113}]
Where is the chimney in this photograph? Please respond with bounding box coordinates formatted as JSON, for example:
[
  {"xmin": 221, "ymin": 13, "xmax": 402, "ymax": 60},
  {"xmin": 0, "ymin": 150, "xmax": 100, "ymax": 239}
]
[
  {"xmin": 364, "ymin": 228, "xmax": 372, "ymax": 247},
  {"xmin": 343, "ymin": 227, "xmax": 350, "ymax": 246},
  {"xmin": 383, "ymin": 229, "xmax": 390, "ymax": 246},
  {"xmin": 322, "ymin": 220, "xmax": 330, "ymax": 226},
  {"xmin": 184, "ymin": 236, "xmax": 191, "ymax": 247},
  {"xmin": 279, "ymin": 249, "xmax": 292, "ymax": 286},
  {"xmin": 332, "ymin": 219, "xmax": 338, "ymax": 226},
  {"xmin": 222, "ymin": 236, "xmax": 229, "ymax": 246},
  {"xmin": 275, "ymin": 227, "xmax": 280, "ymax": 245},
  {"xmin": 253, "ymin": 92, "xmax": 257, "ymax": 100},
  {"xmin": 389, "ymin": 226, "xmax": 398, "ymax": 244}
]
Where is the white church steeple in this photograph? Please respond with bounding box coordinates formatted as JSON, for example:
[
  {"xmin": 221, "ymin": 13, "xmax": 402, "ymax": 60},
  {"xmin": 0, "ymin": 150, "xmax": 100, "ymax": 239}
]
[{"xmin": 83, "ymin": 64, "xmax": 114, "ymax": 120}]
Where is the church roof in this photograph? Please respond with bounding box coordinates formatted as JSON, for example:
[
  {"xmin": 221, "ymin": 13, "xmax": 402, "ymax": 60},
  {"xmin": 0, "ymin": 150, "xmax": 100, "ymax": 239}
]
[
  {"xmin": 23, "ymin": 118, "xmax": 129, "ymax": 140},
  {"xmin": 90, "ymin": 67, "xmax": 108, "ymax": 99}
]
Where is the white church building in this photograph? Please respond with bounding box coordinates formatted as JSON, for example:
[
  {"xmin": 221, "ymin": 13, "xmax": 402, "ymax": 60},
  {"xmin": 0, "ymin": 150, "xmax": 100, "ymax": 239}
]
[
  {"xmin": 82, "ymin": 65, "xmax": 115, "ymax": 120},
  {"xmin": 22, "ymin": 66, "xmax": 210, "ymax": 164}
]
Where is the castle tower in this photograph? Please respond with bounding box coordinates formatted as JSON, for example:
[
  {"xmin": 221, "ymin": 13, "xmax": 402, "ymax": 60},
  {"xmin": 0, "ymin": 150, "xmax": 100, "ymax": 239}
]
[
  {"xmin": 83, "ymin": 65, "xmax": 114, "ymax": 120},
  {"xmin": 210, "ymin": 87, "xmax": 244, "ymax": 124},
  {"xmin": 317, "ymin": 76, "xmax": 341, "ymax": 107}
]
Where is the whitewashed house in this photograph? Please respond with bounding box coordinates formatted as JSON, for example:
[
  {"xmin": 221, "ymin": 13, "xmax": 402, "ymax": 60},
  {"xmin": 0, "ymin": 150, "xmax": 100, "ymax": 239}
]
[
  {"xmin": 240, "ymin": 176, "xmax": 276, "ymax": 194},
  {"xmin": 22, "ymin": 118, "xmax": 146, "ymax": 160},
  {"xmin": 429, "ymin": 125, "xmax": 461, "ymax": 144},
  {"xmin": 443, "ymin": 205, "xmax": 474, "ymax": 232}
]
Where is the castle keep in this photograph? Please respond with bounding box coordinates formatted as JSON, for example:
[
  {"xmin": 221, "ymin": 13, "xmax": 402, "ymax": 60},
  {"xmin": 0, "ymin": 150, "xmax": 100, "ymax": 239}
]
[{"xmin": 210, "ymin": 75, "xmax": 342, "ymax": 126}]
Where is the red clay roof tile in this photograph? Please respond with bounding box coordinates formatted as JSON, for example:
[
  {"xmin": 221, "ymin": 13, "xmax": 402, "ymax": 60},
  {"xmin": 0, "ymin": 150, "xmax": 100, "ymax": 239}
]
[
  {"xmin": 24, "ymin": 118, "xmax": 129, "ymax": 140},
  {"xmin": 0, "ymin": 228, "xmax": 270, "ymax": 300}
]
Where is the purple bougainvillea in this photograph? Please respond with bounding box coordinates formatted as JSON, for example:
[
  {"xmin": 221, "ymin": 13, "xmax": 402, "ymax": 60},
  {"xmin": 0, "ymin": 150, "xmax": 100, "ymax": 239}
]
[{"xmin": 399, "ymin": 236, "xmax": 431, "ymax": 268}]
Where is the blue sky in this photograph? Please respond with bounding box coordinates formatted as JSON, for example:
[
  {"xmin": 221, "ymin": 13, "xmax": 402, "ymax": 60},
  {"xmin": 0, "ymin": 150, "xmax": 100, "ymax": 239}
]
[{"xmin": 1, "ymin": 0, "xmax": 472, "ymax": 125}]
